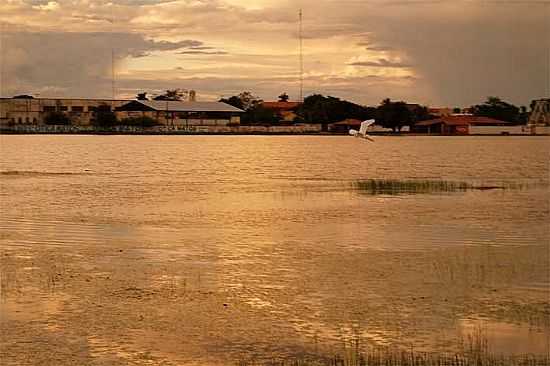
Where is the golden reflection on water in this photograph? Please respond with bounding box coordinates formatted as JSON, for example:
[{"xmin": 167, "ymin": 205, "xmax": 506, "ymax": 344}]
[{"xmin": 0, "ymin": 135, "xmax": 549, "ymax": 364}]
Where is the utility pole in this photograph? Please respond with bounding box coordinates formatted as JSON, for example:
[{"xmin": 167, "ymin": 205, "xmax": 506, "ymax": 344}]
[
  {"xmin": 299, "ymin": 9, "xmax": 304, "ymax": 102},
  {"xmin": 112, "ymin": 49, "xmax": 116, "ymax": 101},
  {"xmin": 0, "ymin": 22, "xmax": 5, "ymax": 122},
  {"xmin": 0, "ymin": 22, "xmax": 3, "ymax": 99}
]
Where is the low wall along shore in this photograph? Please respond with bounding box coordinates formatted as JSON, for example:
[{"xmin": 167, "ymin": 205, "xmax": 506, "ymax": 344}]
[
  {"xmin": 0, "ymin": 124, "xmax": 323, "ymax": 134},
  {"xmin": 1, "ymin": 123, "xmax": 548, "ymax": 135}
]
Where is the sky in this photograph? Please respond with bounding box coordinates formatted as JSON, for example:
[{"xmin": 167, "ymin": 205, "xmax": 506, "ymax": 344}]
[{"xmin": 0, "ymin": 0, "xmax": 548, "ymax": 107}]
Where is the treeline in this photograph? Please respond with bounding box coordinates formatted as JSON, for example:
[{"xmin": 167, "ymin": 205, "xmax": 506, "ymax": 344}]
[
  {"xmin": 219, "ymin": 92, "xmax": 431, "ymax": 131},
  {"xmin": 219, "ymin": 91, "xmax": 535, "ymax": 130}
]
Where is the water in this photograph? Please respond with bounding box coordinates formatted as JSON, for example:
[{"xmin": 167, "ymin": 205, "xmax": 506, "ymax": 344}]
[{"xmin": 0, "ymin": 135, "xmax": 549, "ymax": 365}]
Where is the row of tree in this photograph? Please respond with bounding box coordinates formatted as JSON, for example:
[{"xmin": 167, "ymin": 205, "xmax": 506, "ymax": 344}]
[
  {"xmin": 216, "ymin": 91, "xmax": 536, "ymax": 130},
  {"xmin": 471, "ymin": 97, "xmax": 531, "ymax": 124},
  {"xmin": 218, "ymin": 92, "xmax": 431, "ymax": 131}
]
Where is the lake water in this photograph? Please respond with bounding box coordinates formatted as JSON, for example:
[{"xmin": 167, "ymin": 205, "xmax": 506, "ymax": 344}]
[{"xmin": 1, "ymin": 135, "xmax": 549, "ymax": 365}]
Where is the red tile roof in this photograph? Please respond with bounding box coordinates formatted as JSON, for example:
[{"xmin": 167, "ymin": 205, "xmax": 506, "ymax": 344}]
[
  {"xmin": 262, "ymin": 101, "xmax": 302, "ymax": 111},
  {"xmin": 332, "ymin": 119, "xmax": 362, "ymax": 126},
  {"xmin": 416, "ymin": 115, "xmax": 510, "ymax": 126}
]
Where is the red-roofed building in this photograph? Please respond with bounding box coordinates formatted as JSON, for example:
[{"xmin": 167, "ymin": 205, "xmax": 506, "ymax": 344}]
[
  {"xmin": 413, "ymin": 115, "xmax": 514, "ymax": 135},
  {"xmin": 328, "ymin": 119, "xmax": 363, "ymax": 133},
  {"xmin": 261, "ymin": 101, "xmax": 302, "ymax": 122}
]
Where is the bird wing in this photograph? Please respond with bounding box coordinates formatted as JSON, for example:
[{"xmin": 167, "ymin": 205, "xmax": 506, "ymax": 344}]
[{"xmin": 359, "ymin": 119, "xmax": 375, "ymax": 135}]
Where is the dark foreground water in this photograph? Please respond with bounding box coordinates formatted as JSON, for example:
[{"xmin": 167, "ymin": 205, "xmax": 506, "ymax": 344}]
[{"xmin": 0, "ymin": 135, "xmax": 549, "ymax": 365}]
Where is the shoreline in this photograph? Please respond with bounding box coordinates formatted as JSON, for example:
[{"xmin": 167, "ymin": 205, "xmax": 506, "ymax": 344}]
[{"xmin": 1, "ymin": 130, "xmax": 548, "ymax": 136}]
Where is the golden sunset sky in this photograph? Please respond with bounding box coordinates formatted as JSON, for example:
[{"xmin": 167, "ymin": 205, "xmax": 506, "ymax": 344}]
[{"xmin": 0, "ymin": 0, "xmax": 548, "ymax": 106}]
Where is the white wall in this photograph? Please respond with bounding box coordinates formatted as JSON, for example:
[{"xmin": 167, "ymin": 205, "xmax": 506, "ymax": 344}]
[{"xmin": 469, "ymin": 125, "xmax": 530, "ymax": 135}]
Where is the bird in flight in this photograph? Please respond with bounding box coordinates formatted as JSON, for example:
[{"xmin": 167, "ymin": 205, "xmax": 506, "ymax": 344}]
[{"xmin": 349, "ymin": 119, "xmax": 375, "ymax": 142}]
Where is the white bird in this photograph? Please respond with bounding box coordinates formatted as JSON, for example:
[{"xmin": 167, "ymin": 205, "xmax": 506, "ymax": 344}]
[{"xmin": 349, "ymin": 119, "xmax": 375, "ymax": 141}]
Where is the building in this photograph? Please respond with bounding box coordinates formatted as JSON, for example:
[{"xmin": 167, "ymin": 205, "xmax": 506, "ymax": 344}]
[
  {"xmin": 527, "ymin": 99, "xmax": 550, "ymax": 134},
  {"xmin": 261, "ymin": 101, "xmax": 302, "ymax": 123},
  {"xmin": 115, "ymin": 100, "xmax": 243, "ymax": 127},
  {"xmin": 0, "ymin": 97, "xmax": 243, "ymax": 128},
  {"xmin": 0, "ymin": 97, "xmax": 128, "ymax": 126},
  {"xmin": 328, "ymin": 119, "xmax": 362, "ymax": 133},
  {"xmin": 413, "ymin": 115, "xmax": 527, "ymax": 135}
]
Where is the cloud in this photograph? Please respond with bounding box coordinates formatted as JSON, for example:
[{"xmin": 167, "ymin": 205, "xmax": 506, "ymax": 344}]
[
  {"xmin": 1, "ymin": 31, "xmax": 206, "ymax": 98},
  {"xmin": 348, "ymin": 58, "xmax": 411, "ymax": 68},
  {"xmin": 0, "ymin": 0, "xmax": 547, "ymax": 106},
  {"xmin": 32, "ymin": 1, "xmax": 59, "ymax": 11},
  {"xmin": 178, "ymin": 50, "xmax": 228, "ymax": 55}
]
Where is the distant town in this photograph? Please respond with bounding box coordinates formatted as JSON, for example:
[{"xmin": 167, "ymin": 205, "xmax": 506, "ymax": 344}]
[{"xmin": 1, "ymin": 90, "xmax": 549, "ymax": 135}]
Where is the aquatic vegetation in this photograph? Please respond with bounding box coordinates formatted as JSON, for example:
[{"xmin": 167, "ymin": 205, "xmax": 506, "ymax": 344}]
[
  {"xmin": 353, "ymin": 179, "xmax": 547, "ymax": 195},
  {"xmin": 238, "ymin": 345, "xmax": 550, "ymax": 366},
  {"xmin": 239, "ymin": 330, "xmax": 549, "ymax": 366}
]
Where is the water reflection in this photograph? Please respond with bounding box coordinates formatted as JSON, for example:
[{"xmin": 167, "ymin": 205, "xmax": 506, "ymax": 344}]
[{"xmin": 0, "ymin": 136, "xmax": 548, "ymax": 364}]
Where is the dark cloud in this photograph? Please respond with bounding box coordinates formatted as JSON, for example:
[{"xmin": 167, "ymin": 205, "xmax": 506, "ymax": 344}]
[
  {"xmin": 360, "ymin": 2, "xmax": 550, "ymax": 105},
  {"xmin": 1, "ymin": 31, "xmax": 205, "ymax": 98}
]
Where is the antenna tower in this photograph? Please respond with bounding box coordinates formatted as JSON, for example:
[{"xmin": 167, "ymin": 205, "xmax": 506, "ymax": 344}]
[
  {"xmin": 110, "ymin": 4, "xmax": 116, "ymax": 102},
  {"xmin": 299, "ymin": 9, "xmax": 303, "ymax": 102},
  {"xmin": 0, "ymin": 22, "xmax": 4, "ymax": 100},
  {"xmin": 111, "ymin": 49, "xmax": 116, "ymax": 100}
]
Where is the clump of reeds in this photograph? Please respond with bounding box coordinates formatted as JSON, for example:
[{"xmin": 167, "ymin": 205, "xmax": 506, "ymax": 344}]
[
  {"xmin": 237, "ymin": 333, "xmax": 550, "ymax": 366},
  {"xmin": 238, "ymin": 349, "xmax": 549, "ymax": 366},
  {"xmin": 354, "ymin": 179, "xmax": 474, "ymax": 195},
  {"xmin": 353, "ymin": 178, "xmax": 549, "ymax": 195}
]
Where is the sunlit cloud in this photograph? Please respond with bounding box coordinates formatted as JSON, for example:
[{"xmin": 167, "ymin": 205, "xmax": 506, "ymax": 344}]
[{"xmin": 0, "ymin": 0, "xmax": 547, "ymax": 106}]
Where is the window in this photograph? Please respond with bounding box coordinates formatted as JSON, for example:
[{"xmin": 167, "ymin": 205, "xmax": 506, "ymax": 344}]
[
  {"xmin": 71, "ymin": 106, "xmax": 84, "ymax": 112},
  {"xmin": 88, "ymin": 106, "xmax": 98, "ymax": 112},
  {"xmin": 18, "ymin": 117, "xmax": 22, "ymax": 124},
  {"xmin": 25, "ymin": 117, "xmax": 30, "ymax": 123},
  {"xmin": 43, "ymin": 106, "xmax": 56, "ymax": 112},
  {"xmin": 59, "ymin": 106, "xmax": 68, "ymax": 111}
]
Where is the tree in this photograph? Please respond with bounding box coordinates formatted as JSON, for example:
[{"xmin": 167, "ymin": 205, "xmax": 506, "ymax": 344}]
[
  {"xmin": 296, "ymin": 94, "xmax": 375, "ymax": 124},
  {"xmin": 219, "ymin": 95, "xmax": 245, "ymax": 110},
  {"xmin": 518, "ymin": 105, "xmax": 529, "ymax": 124},
  {"xmin": 245, "ymin": 105, "xmax": 279, "ymax": 125},
  {"xmin": 220, "ymin": 92, "xmax": 259, "ymax": 110},
  {"xmin": 472, "ymin": 96, "xmax": 521, "ymax": 123},
  {"xmin": 410, "ymin": 105, "xmax": 433, "ymax": 124},
  {"xmin": 278, "ymin": 93, "xmax": 290, "ymax": 102},
  {"xmin": 93, "ymin": 105, "xmax": 118, "ymax": 127},
  {"xmin": 375, "ymin": 99, "xmax": 413, "ymax": 132},
  {"xmin": 153, "ymin": 89, "xmax": 187, "ymax": 101},
  {"xmin": 136, "ymin": 92, "xmax": 148, "ymax": 100},
  {"xmin": 219, "ymin": 92, "xmax": 278, "ymax": 124},
  {"xmin": 453, "ymin": 107, "xmax": 461, "ymax": 114},
  {"xmin": 44, "ymin": 111, "xmax": 70, "ymax": 125},
  {"xmin": 121, "ymin": 116, "xmax": 158, "ymax": 127}
]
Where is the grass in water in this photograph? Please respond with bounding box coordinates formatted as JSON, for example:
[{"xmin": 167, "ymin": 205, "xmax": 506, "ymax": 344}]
[
  {"xmin": 238, "ymin": 330, "xmax": 549, "ymax": 366},
  {"xmin": 351, "ymin": 179, "xmax": 544, "ymax": 195},
  {"xmin": 238, "ymin": 345, "xmax": 549, "ymax": 366}
]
